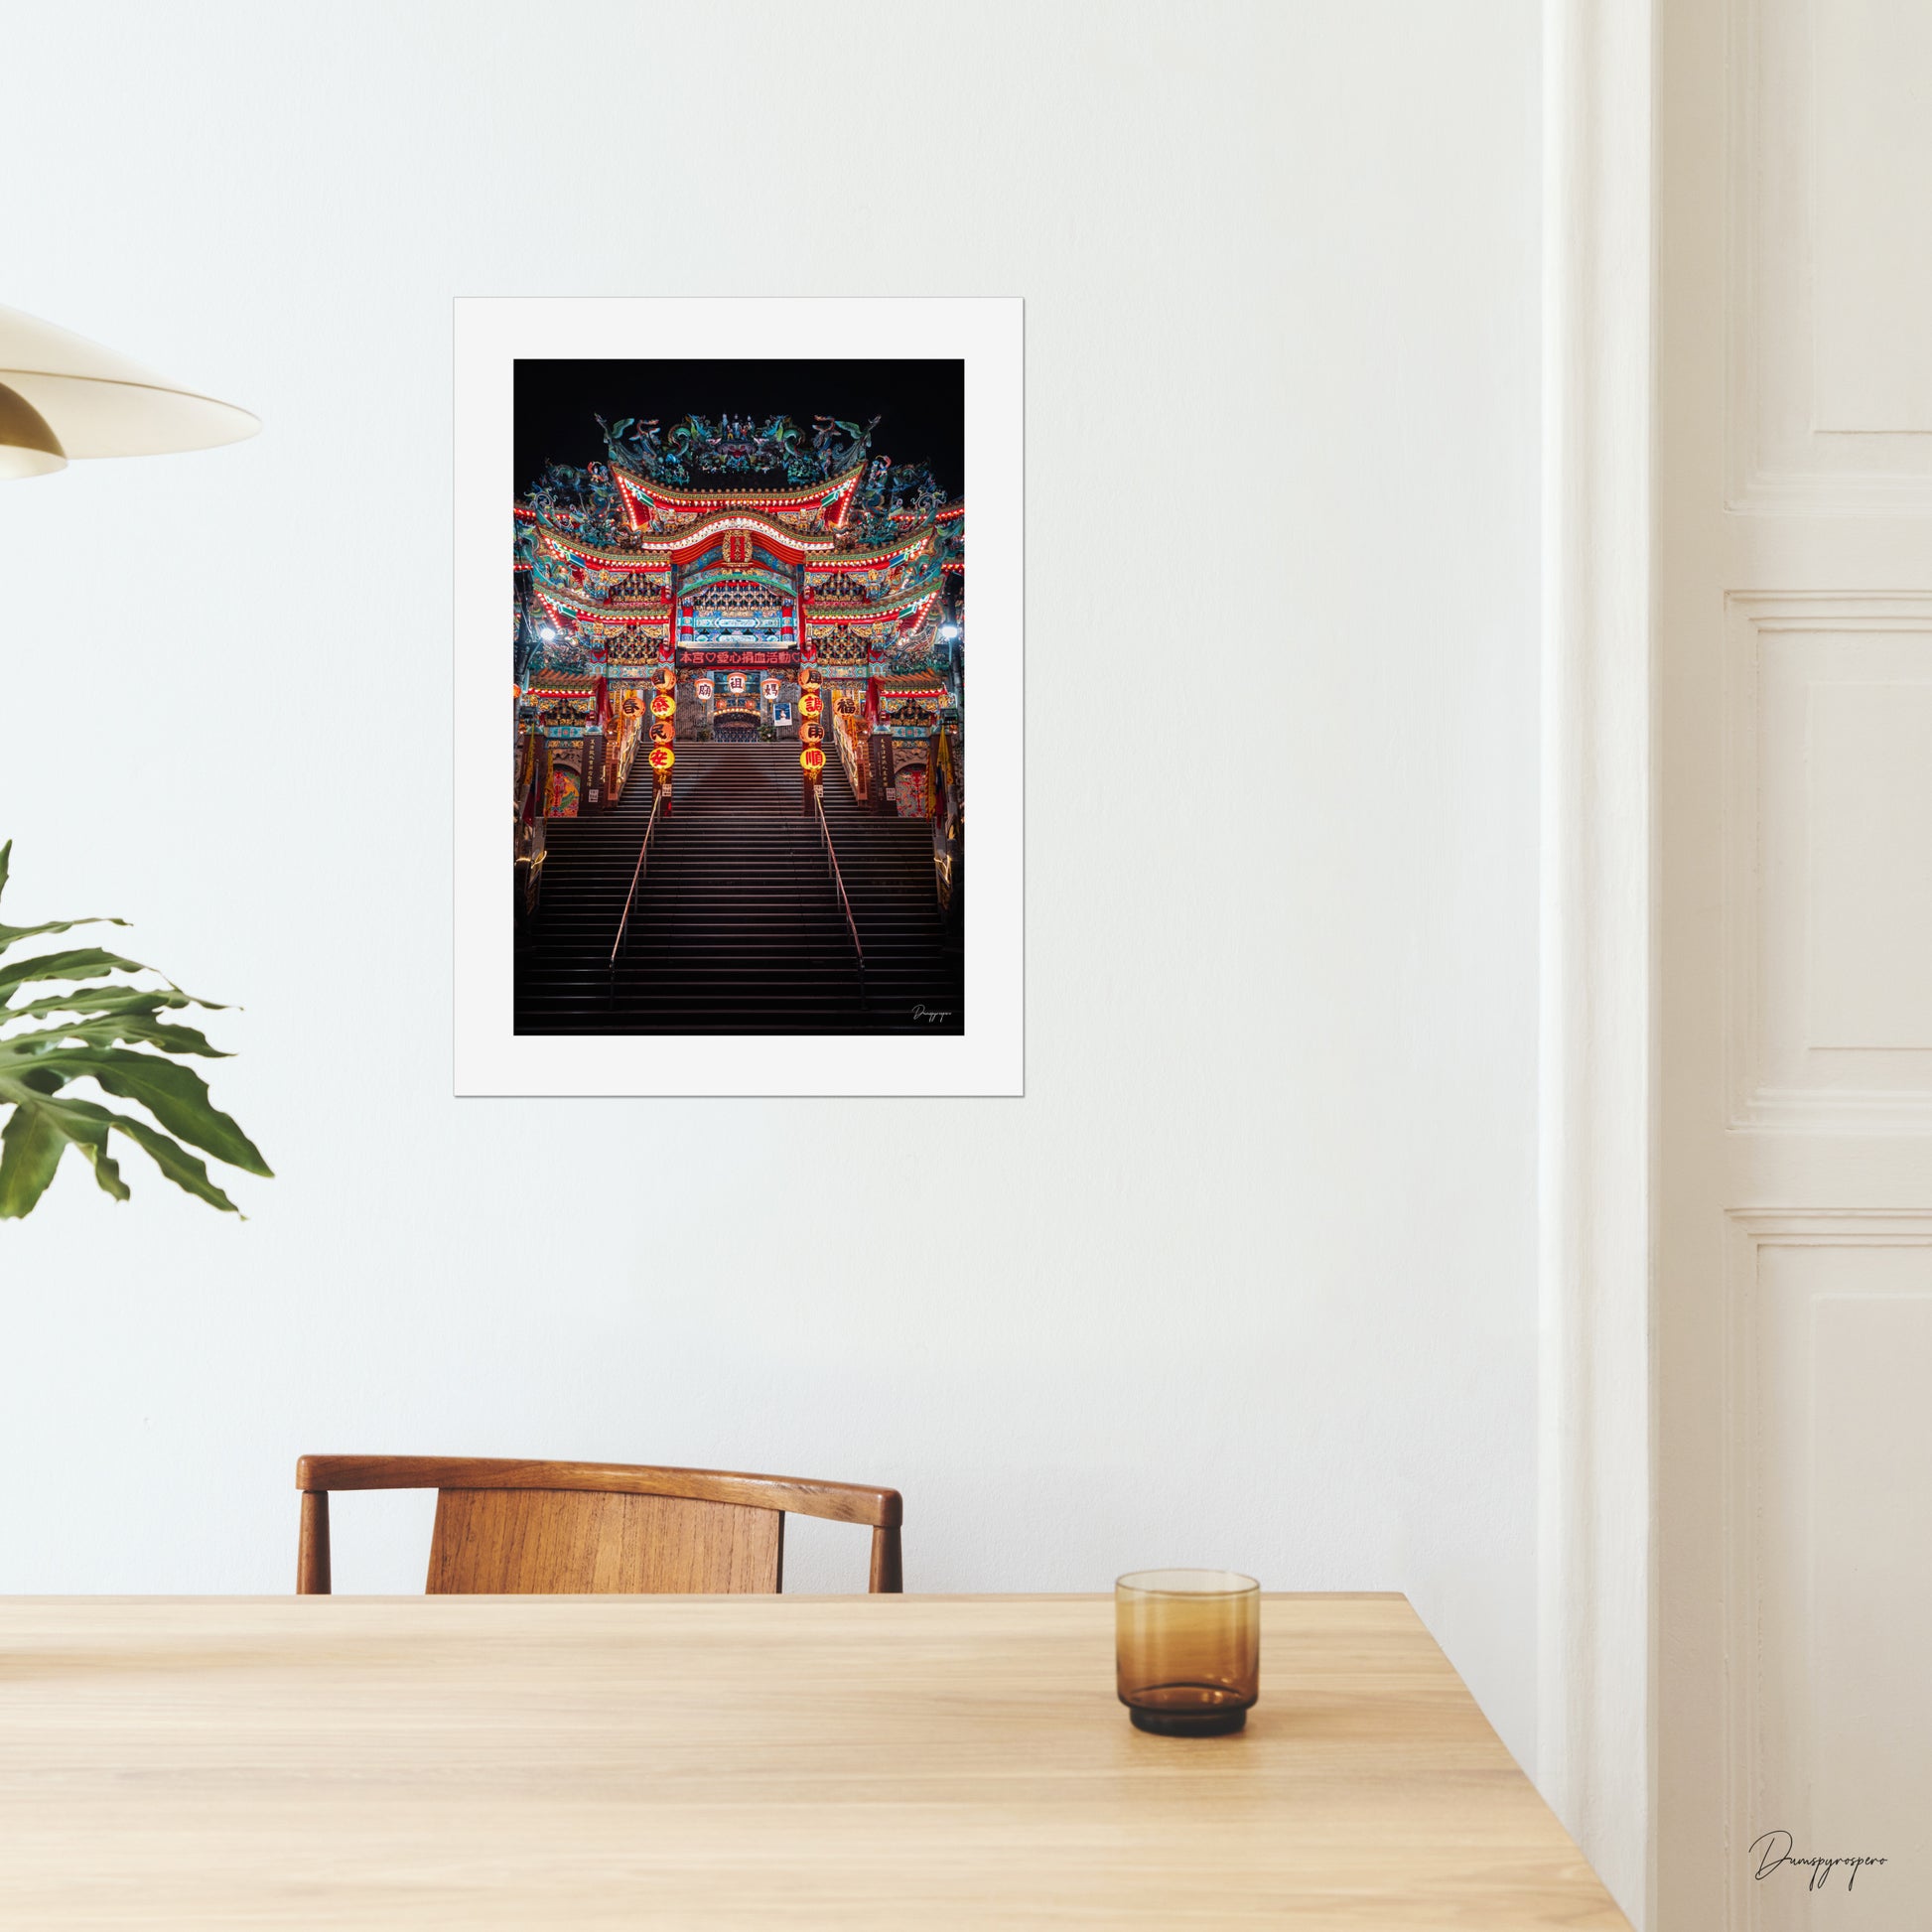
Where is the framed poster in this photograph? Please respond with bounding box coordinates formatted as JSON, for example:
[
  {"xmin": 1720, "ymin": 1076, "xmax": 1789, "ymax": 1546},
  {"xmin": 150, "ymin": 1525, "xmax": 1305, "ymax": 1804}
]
[{"xmin": 455, "ymin": 298, "xmax": 1023, "ymax": 1096}]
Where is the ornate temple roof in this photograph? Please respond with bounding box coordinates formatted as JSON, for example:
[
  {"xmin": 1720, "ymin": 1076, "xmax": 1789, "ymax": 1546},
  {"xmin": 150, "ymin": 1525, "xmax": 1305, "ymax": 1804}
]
[
  {"xmin": 540, "ymin": 512, "xmax": 939, "ymax": 574},
  {"xmin": 534, "ymin": 525, "xmax": 670, "ymax": 569},
  {"xmin": 609, "ymin": 459, "xmax": 866, "ymax": 535},
  {"xmin": 533, "ymin": 582, "xmax": 668, "ymax": 625},
  {"xmin": 625, "ymin": 509, "xmax": 841, "ymax": 560},
  {"xmin": 803, "ymin": 587, "xmax": 939, "ymax": 628},
  {"xmin": 801, "ymin": 530, "xmax": 934, "ymax": 571}
]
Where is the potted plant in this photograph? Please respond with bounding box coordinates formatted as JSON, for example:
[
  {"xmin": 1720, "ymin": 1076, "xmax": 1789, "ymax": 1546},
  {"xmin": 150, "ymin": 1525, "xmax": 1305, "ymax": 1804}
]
[{"xmin": 0, "ymin": 842, "xmax": 269, "ymax": 1216}]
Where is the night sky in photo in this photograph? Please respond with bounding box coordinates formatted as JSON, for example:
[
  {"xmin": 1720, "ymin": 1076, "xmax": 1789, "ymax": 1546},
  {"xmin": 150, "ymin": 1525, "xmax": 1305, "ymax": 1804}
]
[{"xmin": 514, "ymin": 359, "xmax": 965, "ymax": 498}]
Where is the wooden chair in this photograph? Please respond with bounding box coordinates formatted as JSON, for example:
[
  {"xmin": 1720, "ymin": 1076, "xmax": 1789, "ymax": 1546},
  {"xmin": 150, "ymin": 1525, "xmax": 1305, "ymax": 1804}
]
[{"xmin": 295, "ymin": 1456, "xmax": 902, "ymax": 1595}]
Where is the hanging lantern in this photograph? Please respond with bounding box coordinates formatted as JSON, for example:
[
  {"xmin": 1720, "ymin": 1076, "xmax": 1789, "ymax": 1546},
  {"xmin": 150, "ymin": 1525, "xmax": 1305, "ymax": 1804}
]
[
  {"xmin": 799, "ymin": 690, "xmax": 822, "ymax": 720},
  {"xmin": 650, "ymin": 691, "xmax": 675, "ymax": 719},
  {"xmin": 648, "ymin": 746, "xmax": 675, "ymax": 774},
  {"xmin": 800, "ymin": 747, "xmax": 825, "ymax": 776}
]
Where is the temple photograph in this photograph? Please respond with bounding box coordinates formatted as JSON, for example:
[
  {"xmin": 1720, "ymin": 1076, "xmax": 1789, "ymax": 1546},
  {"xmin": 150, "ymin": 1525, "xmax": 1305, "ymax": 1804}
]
[{"xmin": 510, "ymin": 358, "xmax": 966, "ymax": 1036}]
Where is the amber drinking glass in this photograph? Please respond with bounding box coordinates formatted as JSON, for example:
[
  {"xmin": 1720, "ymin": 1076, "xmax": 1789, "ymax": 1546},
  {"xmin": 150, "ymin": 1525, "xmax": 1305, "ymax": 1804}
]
[{"xmin": 1116, "ymin": 1570, "xmax": 1261, "ymax": 1735}]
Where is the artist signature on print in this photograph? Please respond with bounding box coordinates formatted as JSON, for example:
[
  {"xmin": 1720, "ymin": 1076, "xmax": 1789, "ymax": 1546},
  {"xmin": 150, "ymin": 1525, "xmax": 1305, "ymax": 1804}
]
[
  {"xmin": 911, "ymin": 1006, "xmax": 952, "ymax": 1026},
  {"xmin": 1749, "ymin": 1830, "xmax": 1887, "ymax": 1892}
]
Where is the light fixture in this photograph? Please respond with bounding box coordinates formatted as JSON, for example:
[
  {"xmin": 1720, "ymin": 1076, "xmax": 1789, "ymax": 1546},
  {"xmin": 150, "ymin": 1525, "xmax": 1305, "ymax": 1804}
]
[
  {"xmin": 0, "ymin": 302, "xmax": 258, "ymax": 482},
  {"xmin": 0, "ymin": 380, "xmax": 64, "ymax": 480},
  {"xmin": 939, "ymin": 621, "xmax": 961, "ymax": 642}
]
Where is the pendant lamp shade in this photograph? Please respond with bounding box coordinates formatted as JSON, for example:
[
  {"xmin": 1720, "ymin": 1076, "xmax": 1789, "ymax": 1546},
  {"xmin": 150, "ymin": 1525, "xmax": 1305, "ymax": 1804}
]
[
  {"xmin": 0, "ymin": 379, "xmax": 66, "ymax": 480},
  {"xmin": 0, "ymin": 302, "xmax": 258, "ymax": 468}
]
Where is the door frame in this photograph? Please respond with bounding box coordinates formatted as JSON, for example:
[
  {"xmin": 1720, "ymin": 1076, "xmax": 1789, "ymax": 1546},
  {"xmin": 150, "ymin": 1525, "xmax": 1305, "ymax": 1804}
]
[{"xmin": 1537, "ymin": 0, "xmax": 1658, "ymax": 1921}]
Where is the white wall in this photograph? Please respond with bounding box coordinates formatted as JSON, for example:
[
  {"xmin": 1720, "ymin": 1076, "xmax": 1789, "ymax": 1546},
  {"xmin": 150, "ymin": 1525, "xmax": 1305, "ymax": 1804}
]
[{"xmin": 0, "ymin": 1, "xmax": 1544, "ymax": 1770}]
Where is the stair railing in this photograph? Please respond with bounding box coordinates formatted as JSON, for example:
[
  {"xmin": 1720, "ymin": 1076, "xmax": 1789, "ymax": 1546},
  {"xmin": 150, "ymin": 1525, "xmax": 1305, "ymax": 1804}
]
[
  {"xmin": 814, "ymin": 786, "xmax": 865, "ymax": 975},
  {"xmin": 609, "ymin": 788, "xmax": 664, "ymax": 973}
]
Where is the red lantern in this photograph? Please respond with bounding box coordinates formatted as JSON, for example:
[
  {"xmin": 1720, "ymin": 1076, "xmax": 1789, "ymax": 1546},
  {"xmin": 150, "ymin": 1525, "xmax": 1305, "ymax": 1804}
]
[
  {"xmin": 650, "ymin": 691, "xmax": 675, "ymax": 719},
  {"xmin": 799, "ymin": 690, "xmax": 822, "ymax": 719},
  {"xmin": 649, "ymin": 746, "xmax": 675, "ymax": 774},
  {"xmin": 800, "ymin": 747, "xmax": 825, "ymax": 776}
]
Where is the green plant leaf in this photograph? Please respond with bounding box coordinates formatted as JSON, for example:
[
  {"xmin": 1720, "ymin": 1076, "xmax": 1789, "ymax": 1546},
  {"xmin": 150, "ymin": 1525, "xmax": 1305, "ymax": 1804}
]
[
  {"xmin": 18, "ymin": 1047, "xmax": 272, "ymax": 1176},
  {"xmin": 0, "ymin": 948, "xmax": 155, "ymax": 1004},
  {"xmin": 0, "ymin": 1099, "xmax": 68, "ymax": 1217},
  {"xmin": 95, "ymin": 1109, "xmax": 240, "ymax": 1213},
  {"xmin": 81, "ymin": 1141, "xmax": 131, "ymax": 1201},
  {"xmin": 0, "ymin": 1087, "xmax": 244, "ymax": 1215},
  {"xmin": 40, "ymin": 1098, "xmax": 132, "ymax": 1202},
  {"xmin": 0, "ymin": 841, "xmax": 10, "ymax": 904},
  {"xmin": 0, "ymin": 916, "xmax": 128, "ymax": 955},
  {"xmin": 48, "ymin": 1095, "xmax": 242, "ymax": 1214},
  {"xmin": 4, "ymin": 986, "xmax": 220, "ymax": 1024},
  {"xmin": 21, "ymin": 1015, "xmax": 230, "ymax": 1059}
]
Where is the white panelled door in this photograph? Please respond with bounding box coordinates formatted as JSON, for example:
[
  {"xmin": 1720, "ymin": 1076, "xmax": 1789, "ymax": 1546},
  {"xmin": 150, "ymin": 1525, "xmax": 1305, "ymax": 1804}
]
[{"xmin": 1659, "ymin": 0, "xmax": 1932, "ymax": 1925}]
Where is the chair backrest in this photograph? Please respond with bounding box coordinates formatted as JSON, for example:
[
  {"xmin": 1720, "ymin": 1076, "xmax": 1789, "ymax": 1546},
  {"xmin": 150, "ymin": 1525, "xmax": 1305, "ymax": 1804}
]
[{"xmin": 295, "ymin": 1455, "xmax": 902, "ymax": 1595}]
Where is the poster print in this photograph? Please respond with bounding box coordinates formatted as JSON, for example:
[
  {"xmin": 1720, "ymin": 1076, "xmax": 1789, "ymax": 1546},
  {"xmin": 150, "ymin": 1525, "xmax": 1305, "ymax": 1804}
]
[{"xmin": 454, "ymin": 299, "xmax": 1023, "ymax": 1097}]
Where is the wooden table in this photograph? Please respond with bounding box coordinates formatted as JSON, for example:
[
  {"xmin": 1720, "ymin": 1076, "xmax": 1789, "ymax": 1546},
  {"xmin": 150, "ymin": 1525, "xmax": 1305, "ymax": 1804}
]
[{"xmin": 0, "ymin": 1593, "xmax": 1629, "ymax": 1928}]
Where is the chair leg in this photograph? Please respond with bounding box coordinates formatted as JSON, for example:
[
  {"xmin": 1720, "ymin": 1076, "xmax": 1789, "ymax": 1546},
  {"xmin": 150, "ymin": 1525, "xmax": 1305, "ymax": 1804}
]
[
  {"xmin": 297, "ymin": 1491, "xmax": 332, "ymax": 1594},
  {"xmin": 868, "ymin": 1522, "xmax": 902, "ymax": 1593}
]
